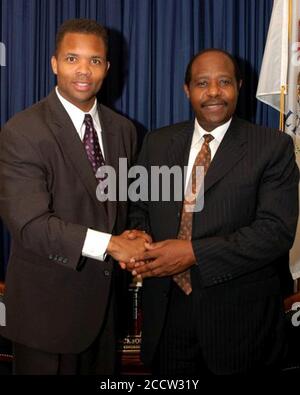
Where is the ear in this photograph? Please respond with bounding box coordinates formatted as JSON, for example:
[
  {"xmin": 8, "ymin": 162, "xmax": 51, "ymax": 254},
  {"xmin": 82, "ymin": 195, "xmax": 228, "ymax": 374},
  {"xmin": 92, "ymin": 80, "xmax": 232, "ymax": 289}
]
[
  {"xmin": 106, "ymin": 61, "xmax": 110, "ymax": 72},
  {"xmin": 51, "ymin": 56, "xmax": 58, "ymax": 75},
  {"xmin": 238, "ymin": 79, "xmax": 243, "ymax": 90},
  {"xmin": 183, "ymin": 84, "xmax": 190, "ymax": 99}
]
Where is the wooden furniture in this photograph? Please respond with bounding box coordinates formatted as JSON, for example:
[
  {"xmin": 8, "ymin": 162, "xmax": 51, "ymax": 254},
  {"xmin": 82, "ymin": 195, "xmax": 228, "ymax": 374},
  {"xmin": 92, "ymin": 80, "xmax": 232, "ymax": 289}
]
[
  {"xmin": 284, "ymin": 291, "xmax": 300, "ymax": 311},
  {"xmin": 118, "ymin": 351, "xmax": 150, "ymax": 375},
  {"xmin": 282, "ymin": 291, "xmax": 300, "ymax": 372},
  {"xmin": 0, "ymin": 281, "xmax": 13, "ymax": 374}
]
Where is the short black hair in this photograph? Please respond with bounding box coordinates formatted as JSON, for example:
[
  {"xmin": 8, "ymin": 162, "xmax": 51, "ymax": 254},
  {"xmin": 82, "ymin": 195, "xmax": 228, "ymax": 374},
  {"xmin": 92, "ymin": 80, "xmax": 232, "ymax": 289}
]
[
  {"xmin": 184, "ymin": 48, "xmax": 242, "ymax": 86},
  {"xmin": 55, "ymin": 18, "xmax": 108, "ymax": 55}
]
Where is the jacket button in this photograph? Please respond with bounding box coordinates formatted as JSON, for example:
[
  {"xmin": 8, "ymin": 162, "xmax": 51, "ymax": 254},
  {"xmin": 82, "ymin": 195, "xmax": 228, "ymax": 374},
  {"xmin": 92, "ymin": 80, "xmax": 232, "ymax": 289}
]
[
  {"xmin": 58, "ymin": 256, "xmax": 63, "ymax": 262},
  {"xmin": 48, "ymin": 254, "xmax": 53, "ymax": 260},
  {"xmin": 53, "ymin": 255, "xmax": 58, "ymax": 261},
  {"xmin": 104, "ymin": 270, "xmax": 110, "ymax": 277},
  {"xmin": 62, "ymin": 258, "xmax": 68, "ymax": 264}
]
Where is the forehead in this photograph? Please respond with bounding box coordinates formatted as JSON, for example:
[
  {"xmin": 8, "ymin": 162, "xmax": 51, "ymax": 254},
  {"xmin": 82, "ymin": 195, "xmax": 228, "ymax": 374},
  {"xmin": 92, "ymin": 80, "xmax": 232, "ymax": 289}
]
[
  {"xmin": 191, "ymin": 52, "xmax": 235, "ymax": 77},
  {"xmin": 58, "ymin": 32, "xmax": 106, "ymax": 53}
]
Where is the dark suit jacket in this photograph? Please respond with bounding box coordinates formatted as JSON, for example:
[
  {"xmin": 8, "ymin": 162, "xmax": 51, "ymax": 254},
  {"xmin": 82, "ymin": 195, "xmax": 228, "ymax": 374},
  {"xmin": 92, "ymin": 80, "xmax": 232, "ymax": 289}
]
[
  {"xmin": 0, "ymin": 89, "xmax": 137, "ymax": 354},
  {"xmin": 130, "ymin": 117, "xmax": 299, "ymax": 374}
]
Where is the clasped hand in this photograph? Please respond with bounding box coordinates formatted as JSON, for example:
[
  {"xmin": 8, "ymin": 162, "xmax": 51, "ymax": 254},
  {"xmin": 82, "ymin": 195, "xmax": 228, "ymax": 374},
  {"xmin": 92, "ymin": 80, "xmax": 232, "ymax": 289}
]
[
  {"xmin": 107, "ymin": 229, "xmax": 151, "ymax": 264},
  {"xmin": 119, "ymin": 235, "xmax": 196, "ymax": 279}
]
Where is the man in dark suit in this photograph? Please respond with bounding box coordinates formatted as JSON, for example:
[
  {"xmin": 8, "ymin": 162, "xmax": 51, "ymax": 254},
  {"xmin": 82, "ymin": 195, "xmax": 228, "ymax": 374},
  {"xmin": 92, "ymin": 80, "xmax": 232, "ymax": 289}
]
[
  {"xmin": 127, "ymin": 49, "xmax": 299, "ymax": 375},
  {"xmin": 0, "ymin": 18, "xmax": 148, "ymax": 374}
]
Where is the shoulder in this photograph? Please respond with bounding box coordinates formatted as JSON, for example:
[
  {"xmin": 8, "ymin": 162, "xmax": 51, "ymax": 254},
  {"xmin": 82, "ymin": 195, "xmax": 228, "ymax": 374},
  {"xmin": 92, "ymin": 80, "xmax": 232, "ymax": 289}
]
[
  {"xmin": 150, "ymin": 121, "xmax": 192, "ymax": 137},
  {"xmin": 145, "ymin": 121, "xmax": 192, "ymax": 144},
  {"xmin": 0, "ymin": 99, "xmax": 51, "ymax": 164},
  {"xmin": 233, "ymin": 117, "xmax": 294, "ymax": 148},
  {"xmin": 4, "ymin": 97, "xmax": 46, "ymax": 123},
  {"xmin": 99, "ymin": 104, "xmax": 135, "ymax": 130},
  {"xmin": 1, "ymin": 97, "xmax": 49, "ymax": 137},
  {"xmin": 234, "ymin": 117, "xmax": 290, "ymax": 138}
]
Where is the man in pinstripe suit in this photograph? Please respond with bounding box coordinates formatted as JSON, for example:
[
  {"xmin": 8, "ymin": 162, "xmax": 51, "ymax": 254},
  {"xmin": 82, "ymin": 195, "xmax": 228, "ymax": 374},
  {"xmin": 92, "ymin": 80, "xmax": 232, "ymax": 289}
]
[{"xmin": 127, "ymin": 49, "xmax": 299, "ymax": 375}]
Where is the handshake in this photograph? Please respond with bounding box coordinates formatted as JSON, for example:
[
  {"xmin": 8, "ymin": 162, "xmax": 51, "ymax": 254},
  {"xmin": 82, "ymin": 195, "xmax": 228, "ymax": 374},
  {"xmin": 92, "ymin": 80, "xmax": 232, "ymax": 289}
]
[{"xmin": 106, "ymin": 229, "xmax": 196, "ymax": 280}]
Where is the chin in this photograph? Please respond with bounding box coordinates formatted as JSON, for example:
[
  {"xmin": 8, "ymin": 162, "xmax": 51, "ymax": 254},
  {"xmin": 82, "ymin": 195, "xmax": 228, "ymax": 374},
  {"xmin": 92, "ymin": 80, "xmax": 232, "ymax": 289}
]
[{"xmin": 74, "ymin": 94, "xmax": 94, "ymax": 103}]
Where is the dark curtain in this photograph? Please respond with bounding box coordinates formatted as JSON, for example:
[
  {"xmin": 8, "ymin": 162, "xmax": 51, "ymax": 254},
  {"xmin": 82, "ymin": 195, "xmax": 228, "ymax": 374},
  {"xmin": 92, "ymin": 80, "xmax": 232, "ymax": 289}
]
[{"xmin": 0, "ymin": 0, "xmax": 278, "ymax": 278}]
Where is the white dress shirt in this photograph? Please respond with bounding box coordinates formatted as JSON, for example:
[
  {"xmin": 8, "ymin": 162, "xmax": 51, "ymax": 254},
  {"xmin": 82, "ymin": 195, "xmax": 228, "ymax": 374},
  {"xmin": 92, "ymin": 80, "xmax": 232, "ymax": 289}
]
[
  {"xmin": 55, "ymin": 87, "xmax": 111, "ymax": 262},
  {"xmin": 184, "ymin": 118, "xmax": 232, "ymax": 192}
]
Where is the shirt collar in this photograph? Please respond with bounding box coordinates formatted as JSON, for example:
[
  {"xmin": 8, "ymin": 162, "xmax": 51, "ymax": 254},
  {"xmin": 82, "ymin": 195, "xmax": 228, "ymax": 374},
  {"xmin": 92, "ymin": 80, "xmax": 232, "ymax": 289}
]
[
  {"xmin": 193, "ymin": 118, "xmax": 232, "ymax": 145},
  {"xmin": 55, "ymin": 87, "xmax": 101, "ymax": 133}
]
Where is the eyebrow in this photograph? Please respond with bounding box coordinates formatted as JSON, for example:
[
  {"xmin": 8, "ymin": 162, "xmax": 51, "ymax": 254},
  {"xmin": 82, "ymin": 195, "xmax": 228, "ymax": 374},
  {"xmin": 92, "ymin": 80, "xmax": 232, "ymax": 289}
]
[
  {"xmin": 64, "ymin": 53, "xmax": 106, "ymax": 60},
  {"xmin": 192, "ymin": 74, "xmax": 233, "ymax": 79},
  {"xmin": 91, "ymin": 55, "xmax": 106, "ymax": 60}
]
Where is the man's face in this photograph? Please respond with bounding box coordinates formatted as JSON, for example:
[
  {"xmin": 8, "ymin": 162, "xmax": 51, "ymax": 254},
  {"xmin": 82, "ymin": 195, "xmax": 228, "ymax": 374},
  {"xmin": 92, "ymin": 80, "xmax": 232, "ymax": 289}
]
[
  {"xmin": 184, "ymin": 51, "xmax": 241, "ymax": 131},
  {"xmin": 51, "ymin": 32, "xmax": 109, "ymax": 112}
]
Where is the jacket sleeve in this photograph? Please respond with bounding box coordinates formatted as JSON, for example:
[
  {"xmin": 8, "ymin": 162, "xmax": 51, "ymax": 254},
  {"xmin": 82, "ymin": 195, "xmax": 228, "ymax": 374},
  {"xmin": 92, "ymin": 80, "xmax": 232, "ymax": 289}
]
[
  {"xmin": 0, "ymin": 124, "xmax": 87, "ymax": 270},
  {"xmin": 192, "ymin": 134, "xmax": 299, "ymax": 286}
]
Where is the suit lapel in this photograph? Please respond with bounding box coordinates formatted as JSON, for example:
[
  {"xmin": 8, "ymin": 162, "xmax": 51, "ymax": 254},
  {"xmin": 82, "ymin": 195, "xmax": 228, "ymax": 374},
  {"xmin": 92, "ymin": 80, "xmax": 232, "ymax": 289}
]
[
  {"xmin": 167, "ymin": 122, "xmax": 194, "ymax": 219},
  {"xmin": 45, "ymin": 90, "xmax": 108, "ymax": 227},
  {"xmin": 167, "ymin": 123, "xmax": 194, "ymax": 170},
  {"xmin": 204, "ymin": 117, "xmax": 248, "ymax": 193},
  {"xmin": 98, "ymin": 104, "xmax": 120, "ymax": 232},
  {"xmin": 166, "ymin": 118, "xmax": 247, "ymax": 228}
]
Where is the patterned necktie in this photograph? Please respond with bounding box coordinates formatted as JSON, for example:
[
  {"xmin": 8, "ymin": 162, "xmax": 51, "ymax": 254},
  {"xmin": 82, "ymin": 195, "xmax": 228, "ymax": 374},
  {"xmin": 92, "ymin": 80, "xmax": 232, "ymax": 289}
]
[
  {"xmin": 83, "ymin": 114, "xmax": 105, "ymax": 175},
  {"xmin": 173, "ymin": 134, "xmax": 214, "ymax": 295}
]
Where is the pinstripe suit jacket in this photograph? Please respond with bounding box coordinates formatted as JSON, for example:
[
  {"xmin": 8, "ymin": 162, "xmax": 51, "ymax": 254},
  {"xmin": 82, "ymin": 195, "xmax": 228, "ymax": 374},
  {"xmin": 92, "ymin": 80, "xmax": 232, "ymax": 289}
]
[
  {"xmin": 130, "ymin": 116, "xmax": 299, "ymax": 374},
  {"xmin": 0, "ymin": 89, "xmax": 137, "ymax": 354}
]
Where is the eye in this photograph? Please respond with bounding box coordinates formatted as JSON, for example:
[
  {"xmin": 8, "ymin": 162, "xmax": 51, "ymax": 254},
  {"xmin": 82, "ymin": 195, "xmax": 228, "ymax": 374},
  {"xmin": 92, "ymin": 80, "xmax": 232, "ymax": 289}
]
[
  {"xmin": 66, "ymin": 56, "xmax": 77, "ymax": 63},
  {"xmin": 194, "ymin": 80, "xmax": 208, "ymax": 88},
  {"xmin": 219, "ymin": 79, "xmax": 231, "ymax": 87},
  {"xmin": 91, "ymin": 58, "xmax": 106, "ymax": 66}
]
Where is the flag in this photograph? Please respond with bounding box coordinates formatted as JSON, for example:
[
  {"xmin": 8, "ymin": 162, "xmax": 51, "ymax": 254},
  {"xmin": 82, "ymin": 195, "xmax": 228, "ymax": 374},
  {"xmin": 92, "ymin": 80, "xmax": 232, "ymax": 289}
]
[{"xmin": 256, "ymin": 0, "xmax": 300, "ymax": 280}]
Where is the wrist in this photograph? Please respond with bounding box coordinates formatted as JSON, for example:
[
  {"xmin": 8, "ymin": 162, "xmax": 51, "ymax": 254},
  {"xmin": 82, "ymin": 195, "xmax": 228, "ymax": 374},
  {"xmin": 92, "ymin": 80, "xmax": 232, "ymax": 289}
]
[{"xmin": 107, "ymin": 235, "xmax": 118, "ymax": 255}]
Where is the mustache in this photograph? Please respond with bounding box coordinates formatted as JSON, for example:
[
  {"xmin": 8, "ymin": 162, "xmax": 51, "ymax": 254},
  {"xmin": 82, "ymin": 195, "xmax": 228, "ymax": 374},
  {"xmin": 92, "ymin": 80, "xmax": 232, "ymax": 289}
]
[
  {"xmin": 73, "ymin": 79, "xmax": 92, "ymax": 83},
  {"xmin": 74, "ymin": 72, "xmax": 92, "ymax": 81},
  {"xmin": 201, "ymin": 100, "xmax": 227, "ymax": 107}
]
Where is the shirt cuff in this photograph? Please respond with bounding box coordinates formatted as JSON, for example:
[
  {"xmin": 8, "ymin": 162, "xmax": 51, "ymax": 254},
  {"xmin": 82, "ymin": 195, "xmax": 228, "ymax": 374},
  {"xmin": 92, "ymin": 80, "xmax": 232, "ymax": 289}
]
[{"xmin": 82, "ymin": 228, "xmax": 112, "ymax": 261}]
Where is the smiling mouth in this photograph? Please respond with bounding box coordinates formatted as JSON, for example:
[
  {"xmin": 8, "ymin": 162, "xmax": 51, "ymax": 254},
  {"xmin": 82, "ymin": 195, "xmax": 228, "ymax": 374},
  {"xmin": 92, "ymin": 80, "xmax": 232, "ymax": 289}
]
[
  {"xmin": 202, "ymin": 103, "xmax": 226, "ymax": 111},
  {"xmin": 73, "ymin": 82, "xmax": 92, "ymax": 91}
]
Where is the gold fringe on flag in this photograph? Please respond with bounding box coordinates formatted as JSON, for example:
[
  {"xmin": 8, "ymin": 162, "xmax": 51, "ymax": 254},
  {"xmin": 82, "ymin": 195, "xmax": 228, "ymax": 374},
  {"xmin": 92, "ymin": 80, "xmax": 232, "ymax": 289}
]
[
  {"xmin": 280, "ymin": 0, "xmax": 293, "ymax": 132},
  {"xmin": 288, "ymin": 0, "xmax": 292, "ymax": 41},
  {"xmin": 279, "ymin": 85, "xmax": 285, "ymax": 131}
]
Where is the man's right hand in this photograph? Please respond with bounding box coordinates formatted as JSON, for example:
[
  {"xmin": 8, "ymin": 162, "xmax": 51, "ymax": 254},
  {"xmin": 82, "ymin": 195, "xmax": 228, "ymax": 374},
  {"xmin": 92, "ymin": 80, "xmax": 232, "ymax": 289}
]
[
  {"xmin": 120, "ymin": 229, "xmax": 152, "ymax": 244},
  {"xmin": 117, "ymin": 230, "xmax": 152, "ymax": 269},
  {"xmin": 106, "ymin": 234, "xmax": 148, "ymax": 263}
]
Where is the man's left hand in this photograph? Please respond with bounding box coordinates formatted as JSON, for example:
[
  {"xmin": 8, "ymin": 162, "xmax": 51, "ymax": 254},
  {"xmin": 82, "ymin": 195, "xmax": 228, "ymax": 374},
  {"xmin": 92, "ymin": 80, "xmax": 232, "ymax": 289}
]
[{"xmin": 130, "ymin": 239, "xmax": 196, "ymax": 279}]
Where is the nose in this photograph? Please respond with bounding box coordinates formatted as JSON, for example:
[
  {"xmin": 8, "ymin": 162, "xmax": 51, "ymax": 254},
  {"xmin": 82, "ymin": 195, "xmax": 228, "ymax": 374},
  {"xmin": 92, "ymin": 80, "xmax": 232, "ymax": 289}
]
[
  {"xmin": 207, "ymin": 80, "xmax": 220, "ymax": 97},
  {"xmin": 76, "ymin": 60, "xmax": 91, "ymax": 77}
]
